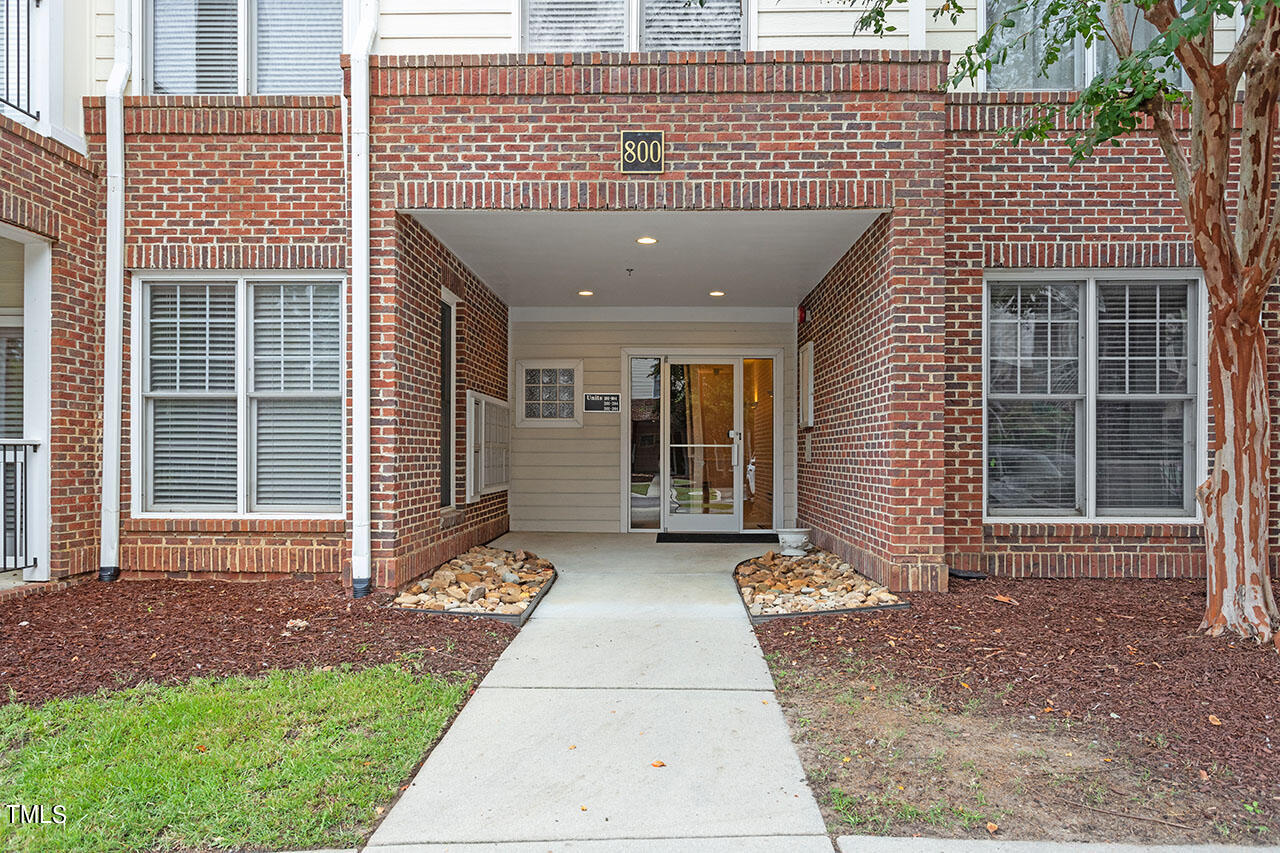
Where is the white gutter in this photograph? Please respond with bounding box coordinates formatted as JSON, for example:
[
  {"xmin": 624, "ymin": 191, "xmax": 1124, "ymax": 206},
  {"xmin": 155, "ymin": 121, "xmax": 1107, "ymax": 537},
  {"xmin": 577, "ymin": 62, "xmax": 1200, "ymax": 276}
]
[
  {"xmin": 99, "ymin": 0, "xmax": 131, "ymax": 582},
  {"xmin": 350, "ymin": 0, "xmax": 378, "ymax": 597}
]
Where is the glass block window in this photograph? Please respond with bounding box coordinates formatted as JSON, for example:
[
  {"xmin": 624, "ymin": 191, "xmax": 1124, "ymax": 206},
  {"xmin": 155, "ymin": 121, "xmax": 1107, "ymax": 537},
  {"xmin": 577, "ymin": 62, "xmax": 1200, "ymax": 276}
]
[
  {"xmin": 984, "ymin": 276, "xmax": 1200, "ymax": 519},
  {"xmin": 516, "ymin": 360, "xmax": 583, "ymax": 427}
]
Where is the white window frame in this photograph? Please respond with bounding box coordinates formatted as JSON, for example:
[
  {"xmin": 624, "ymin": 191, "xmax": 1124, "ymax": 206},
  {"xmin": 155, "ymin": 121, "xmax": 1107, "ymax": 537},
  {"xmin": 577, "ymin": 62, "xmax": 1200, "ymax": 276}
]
[
  {"xmin": 441, "ymin": 284, "xmax": 459, "ymax": 510},
  {"xmin": 142, "ymin": 0, "xmax": 345, "ymax": 96},
  {"xmin": 130, "ymin": 270, "xmax": 347, "ymax": 519},
  {"xmin": 981, "ymin": 269, "xmax": 1208, "ymax": 524},
  {"xmin": 520, "ymin": 0, "xmax": 751, "ymax": 53},
  {"xmin": 798, "ymin": 340, "xmax": 815, "ymax": 429},
  {"xmin": 466, "ymin": 390, "xmax": 511, "ymax": 502},
  {"xmin": 516, "ymin": 358, "xmax": 584, "ymax": 428}
]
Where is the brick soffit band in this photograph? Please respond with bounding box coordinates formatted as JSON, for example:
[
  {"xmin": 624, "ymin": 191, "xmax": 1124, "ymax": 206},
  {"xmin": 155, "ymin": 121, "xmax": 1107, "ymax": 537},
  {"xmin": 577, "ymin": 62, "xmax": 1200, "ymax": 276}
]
[
  {"xmin": 395, "ymin": 179, "xmax": 895, "ymax": 211},
  {"xmin": 983, "ymin": 241, "xmax": 1197, "ymax": 269},
  {"xmin": 368, "ymin": 50, "xmax": 950, "ymax": 96}
]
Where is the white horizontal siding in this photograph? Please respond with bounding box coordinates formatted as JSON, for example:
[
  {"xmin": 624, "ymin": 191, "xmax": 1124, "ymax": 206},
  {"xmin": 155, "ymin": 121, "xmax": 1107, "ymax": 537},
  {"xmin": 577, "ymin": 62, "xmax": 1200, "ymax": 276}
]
[
  {"xmin": 756, "ymin": 0, "xmax": 909, "ymax": 50},
  {"xmin": 376, "ymin": 0, "xmax": 518, "ymax": 54},
  {"xmin": 92, "ymin": 0, "xmax": 117, "ymax": 94},
  {"xmin": 508, "ymin": 320, "xmax": 797, "ymax": 535}
]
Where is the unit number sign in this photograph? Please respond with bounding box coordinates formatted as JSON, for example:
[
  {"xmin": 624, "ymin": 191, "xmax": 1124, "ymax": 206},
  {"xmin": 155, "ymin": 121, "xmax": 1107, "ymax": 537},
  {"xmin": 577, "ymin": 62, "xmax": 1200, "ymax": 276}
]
[
  {"xmin": 584, "ymin": 393, "xmax": 621, "ymax": 412},
  {"xmin": 620, "ymin": 131, "xmax": 664, "ymax": 174}
]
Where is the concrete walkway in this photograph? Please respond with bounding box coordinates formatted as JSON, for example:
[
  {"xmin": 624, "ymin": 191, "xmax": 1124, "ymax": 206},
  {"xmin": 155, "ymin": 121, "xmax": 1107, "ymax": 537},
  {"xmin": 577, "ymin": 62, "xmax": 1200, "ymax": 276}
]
[{"xmin": 364, "ymin": 532, "xmax": 832, "ymax": 853}]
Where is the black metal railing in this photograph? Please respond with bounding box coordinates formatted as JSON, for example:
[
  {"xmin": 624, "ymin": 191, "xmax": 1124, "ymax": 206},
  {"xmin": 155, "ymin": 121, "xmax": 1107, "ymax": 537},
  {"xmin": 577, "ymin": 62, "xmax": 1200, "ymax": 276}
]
[
  {"xmin": 1, "ymin": 0, "xmax": 37, "ymax": 120},
  {"xmin": 1, "ymin": 441, "xmax": 36, "ymax": 571}
]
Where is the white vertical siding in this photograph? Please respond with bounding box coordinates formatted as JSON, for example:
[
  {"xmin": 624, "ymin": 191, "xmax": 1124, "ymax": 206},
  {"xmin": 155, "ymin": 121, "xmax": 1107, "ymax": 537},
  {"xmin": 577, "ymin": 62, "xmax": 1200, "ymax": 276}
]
[{"xmin": 508, "ymin": 320, "xmax": 797, "ymax": 534}]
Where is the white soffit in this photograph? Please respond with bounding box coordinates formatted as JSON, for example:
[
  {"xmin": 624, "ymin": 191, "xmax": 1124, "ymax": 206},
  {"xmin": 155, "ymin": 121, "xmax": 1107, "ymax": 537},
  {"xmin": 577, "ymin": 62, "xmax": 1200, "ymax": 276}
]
[{"xmin": 408, "ymin": 209, "xmax": 883, "ymax": 308}]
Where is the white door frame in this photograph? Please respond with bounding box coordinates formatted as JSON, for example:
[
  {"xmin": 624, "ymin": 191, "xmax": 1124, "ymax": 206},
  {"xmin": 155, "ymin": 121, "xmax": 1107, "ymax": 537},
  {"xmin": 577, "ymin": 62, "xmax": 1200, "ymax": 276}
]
[
  {"xmin": 619, "ymin": 346, "xmax": 784, "ymax": 534},
  {"xmin": 0, "ymin": 222, "xmax": 51, "ymax": 581}
]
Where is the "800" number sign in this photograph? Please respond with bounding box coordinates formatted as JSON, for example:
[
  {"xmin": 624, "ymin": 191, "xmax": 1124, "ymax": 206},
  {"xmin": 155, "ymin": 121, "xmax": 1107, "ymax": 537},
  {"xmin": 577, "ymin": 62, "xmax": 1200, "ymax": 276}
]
[{"xmin": 620, "ymin": 131, "xmax": 664, "ymax": 174}]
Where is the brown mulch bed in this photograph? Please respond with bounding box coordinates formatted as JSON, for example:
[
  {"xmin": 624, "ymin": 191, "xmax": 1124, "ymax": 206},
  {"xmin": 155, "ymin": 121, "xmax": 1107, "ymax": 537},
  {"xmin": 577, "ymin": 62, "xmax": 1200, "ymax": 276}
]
[
  {"xmin": 757, "ymin": 577, "xmax": 1280, "ymax": 800},
  {"xmin": 0, "ymin": 579, "xmax": 516, "ymax": 705}
]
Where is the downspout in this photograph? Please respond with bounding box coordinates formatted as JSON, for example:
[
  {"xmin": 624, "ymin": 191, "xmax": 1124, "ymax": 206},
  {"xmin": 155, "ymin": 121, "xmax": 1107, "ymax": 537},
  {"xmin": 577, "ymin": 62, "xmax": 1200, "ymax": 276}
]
[
  {"xmin": 100, "ymin": 0, "xmax": 131, "ymax": 582},
  {"xmin": 350, "ymin": 0, "xmax": 378, "ymax": 597}
]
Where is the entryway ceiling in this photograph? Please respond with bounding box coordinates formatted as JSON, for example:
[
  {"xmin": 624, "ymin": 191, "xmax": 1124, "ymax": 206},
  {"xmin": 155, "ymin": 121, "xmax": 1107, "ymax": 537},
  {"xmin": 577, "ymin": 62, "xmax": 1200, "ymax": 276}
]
[{"xmin": 409, "ymin": 210, "xmax": 884, "ymax": 308}]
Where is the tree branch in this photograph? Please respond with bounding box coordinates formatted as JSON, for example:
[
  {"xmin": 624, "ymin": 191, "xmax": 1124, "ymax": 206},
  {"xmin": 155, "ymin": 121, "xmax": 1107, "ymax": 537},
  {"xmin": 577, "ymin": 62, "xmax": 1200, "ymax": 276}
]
[
  {"xmin": 1145, "ymin": 0, "xmax": 1214, "ymax": 91},
  {"xmin": 1146, "ymin": 94, "xmax": 1195, "ymax": 221}
]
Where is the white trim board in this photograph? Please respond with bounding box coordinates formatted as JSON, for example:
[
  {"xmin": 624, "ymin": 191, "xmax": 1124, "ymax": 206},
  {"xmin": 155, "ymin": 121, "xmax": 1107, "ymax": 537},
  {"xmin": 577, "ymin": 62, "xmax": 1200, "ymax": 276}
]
[{"xmin": 511, "ymin": 307, "xmax": 795, "ymax": 324}]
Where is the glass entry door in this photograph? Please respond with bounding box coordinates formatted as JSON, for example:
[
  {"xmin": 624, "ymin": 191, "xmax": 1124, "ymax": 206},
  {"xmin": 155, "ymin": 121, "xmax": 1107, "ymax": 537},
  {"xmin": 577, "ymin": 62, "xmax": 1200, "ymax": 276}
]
[{"xmin": 664, "ymin": 359, "xmax": 741, "ymax": 532}]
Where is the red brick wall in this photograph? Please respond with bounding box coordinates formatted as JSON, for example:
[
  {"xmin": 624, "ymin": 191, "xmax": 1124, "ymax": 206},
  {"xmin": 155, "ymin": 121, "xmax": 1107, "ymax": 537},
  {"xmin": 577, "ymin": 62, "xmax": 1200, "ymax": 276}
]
[
  {"xmin": 798, "ymin": 213, "xmax": 950, "ymax": 592},
  {"xmin": 0, "ymin": 116, "xmax": 103, "ymax": 580},
  {"xmin": 84, "ymin": 97, "xmax": 352, "ymax": 582},
  {"xmin": 368, "ymin": 51, "xmax": 952, "ymax": 590},
  {"xmin": 944, "ymin": 93, "xmax": 1207, "ymax": 579},
  {"xmin": 372, "ymin": 214, "xmax": 509, "ymax": 591}
]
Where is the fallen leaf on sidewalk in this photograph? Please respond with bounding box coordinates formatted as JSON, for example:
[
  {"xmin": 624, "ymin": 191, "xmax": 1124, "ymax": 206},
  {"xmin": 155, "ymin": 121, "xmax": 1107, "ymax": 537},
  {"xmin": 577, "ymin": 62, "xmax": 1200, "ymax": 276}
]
[{"xmin": 651, "ymin": 760, "xmax": 666, "ymax": 767}]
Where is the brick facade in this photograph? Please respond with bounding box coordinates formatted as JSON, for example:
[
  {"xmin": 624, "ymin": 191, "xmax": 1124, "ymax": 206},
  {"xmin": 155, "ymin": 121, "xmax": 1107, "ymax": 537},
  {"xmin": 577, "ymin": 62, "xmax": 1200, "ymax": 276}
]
[
  {"xmin": 40, "ymin": 53, "xmax": 1264, "ymax": 593},
  {"xmin": 83, "ymin": 97, "xmax": 355, "ymax": 583},
  {"xmin": 943, "ymin": 92, "xmax": 1208, "ymax": 581},
  {"xmin": 0, "ymin": 115, "xmax": 103, "ymax": 581}
]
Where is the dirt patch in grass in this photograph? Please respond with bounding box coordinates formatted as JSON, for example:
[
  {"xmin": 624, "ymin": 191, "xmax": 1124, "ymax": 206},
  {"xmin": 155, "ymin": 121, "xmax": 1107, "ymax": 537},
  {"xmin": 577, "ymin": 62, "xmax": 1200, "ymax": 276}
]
[
  {"xmin": 0, "ymin": 578, "xmax": 516, "ymax": 704},
  {"xmin": 769, "ymin": 656, "xmax": 1273, "ymax": 844},
  {"xmin": 757, "ymin": 577, "xmax": 1280, "ymax": 844}
]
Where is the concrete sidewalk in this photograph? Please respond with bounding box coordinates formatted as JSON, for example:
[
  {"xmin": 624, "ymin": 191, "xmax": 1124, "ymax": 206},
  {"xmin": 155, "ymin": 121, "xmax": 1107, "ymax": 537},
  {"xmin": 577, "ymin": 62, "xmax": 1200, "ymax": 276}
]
[{"xmin": 363, "ymin": 532, "xmax": 832, "ymax": 853}]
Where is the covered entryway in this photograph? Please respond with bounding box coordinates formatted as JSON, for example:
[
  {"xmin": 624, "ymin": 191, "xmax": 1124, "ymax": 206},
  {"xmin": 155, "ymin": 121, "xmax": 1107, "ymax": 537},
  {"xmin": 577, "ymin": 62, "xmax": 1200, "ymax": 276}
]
[{"xmin": 408, "ymin": 208, "xmax": 884, "ymax": 537}]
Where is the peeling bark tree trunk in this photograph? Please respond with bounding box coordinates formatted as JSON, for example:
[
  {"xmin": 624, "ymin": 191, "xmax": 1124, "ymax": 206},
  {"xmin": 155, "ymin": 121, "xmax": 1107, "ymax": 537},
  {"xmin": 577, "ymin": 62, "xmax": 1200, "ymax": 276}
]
[{"xmin": 1197, "ymin": 295, "xmax": 1280, "ymax": 648}]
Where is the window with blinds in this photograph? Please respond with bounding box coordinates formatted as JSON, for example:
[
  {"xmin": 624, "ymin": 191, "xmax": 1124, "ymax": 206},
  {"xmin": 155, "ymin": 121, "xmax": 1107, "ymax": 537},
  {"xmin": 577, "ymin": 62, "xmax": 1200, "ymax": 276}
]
[
  {"xmin": 641, "ymin": 0, "xmax": 743, "ymax": 51},
  {"xmin": 467, "ymin": 391, "xmax": 510, "ymax": 502},
  {"xmin": 525, "ymin": 0, "xmax": 627, "ymax": 52},
  {"xmin": 524, "ymin": 0, "xmax": 745, "ymax": 51},
  {"xmin": 0, "ymin": 327, "xmax": 22, "ymax": 439},
  {"xmin": 984, "ymin": 276, "xmax": 1200, "ymax": 519},
  {"xmin": 249, "ymin": 282, "xmax": 342, "ymax": 511},
  {"xmin": 150, "ymin": 0, "xmax": 342, "ymax": 95},
  {"xmin": 145, "ymin": 283, "xmax": 238, "ymax": 509},
  {"xmin": 254, "ymin": 0, "xmax": 344, "ymax": 94},
  {"xmin": 142, "ymin": 278, "xmax": 343, "ymax": 514}
]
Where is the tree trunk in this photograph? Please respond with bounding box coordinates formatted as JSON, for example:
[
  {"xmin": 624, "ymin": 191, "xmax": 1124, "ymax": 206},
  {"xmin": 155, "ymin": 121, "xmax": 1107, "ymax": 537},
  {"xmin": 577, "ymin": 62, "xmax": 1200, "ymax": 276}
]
[{"xmin": 1198, "ymin": 301, "xmax": 1280, "ymax": 648}]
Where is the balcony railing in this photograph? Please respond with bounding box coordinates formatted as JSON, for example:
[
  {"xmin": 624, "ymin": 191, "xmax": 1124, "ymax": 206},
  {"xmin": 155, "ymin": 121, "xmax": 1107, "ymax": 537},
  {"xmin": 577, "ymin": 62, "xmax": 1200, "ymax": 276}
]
[
  {"xmin": 1, "ymin": 0, "xmax": 36, "ymax": 120},
  {"xmin": 0, "ymin": 440, "xmax": 37, "ymax": 571}
]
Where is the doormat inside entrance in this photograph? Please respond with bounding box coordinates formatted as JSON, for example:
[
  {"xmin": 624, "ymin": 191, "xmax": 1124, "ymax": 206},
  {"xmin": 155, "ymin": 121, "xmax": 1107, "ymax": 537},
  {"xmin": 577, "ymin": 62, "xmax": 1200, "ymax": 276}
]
[{"xmin": 656, "ymin": 533, "xmax": 779, "ymax": 543}]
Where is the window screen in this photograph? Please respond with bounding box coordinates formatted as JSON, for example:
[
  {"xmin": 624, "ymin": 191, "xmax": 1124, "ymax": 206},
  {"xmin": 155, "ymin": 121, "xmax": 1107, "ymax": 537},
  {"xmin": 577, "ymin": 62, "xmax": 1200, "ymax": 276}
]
[
  {"xmin": 1095, "ymin": 281, "xmax": 1193, "ymax": 512},
  {"xmin": 254, "ymin": 0, "xmax": 343, "ymax": 94},
  {"xmin": 525, "ymin": 0, "xmax": 628, "ymax": 52},
  {"xmin": 146, "ymin": 283, "xmax": 238, "ymax": 509},
  {"xmin": 250, "ymin": 282, "xmax": 342, "ymax": 510},
  {"xmin": 642, "ymin": 0, "xmax": 744, "ymax": 50},
  {"xmin": 151, "ymin": 0, "xmax": 239, "ymax": 94},
  {"xmin": 985, "ymin": 0, "xmax": 1082, "ymax": 90}
]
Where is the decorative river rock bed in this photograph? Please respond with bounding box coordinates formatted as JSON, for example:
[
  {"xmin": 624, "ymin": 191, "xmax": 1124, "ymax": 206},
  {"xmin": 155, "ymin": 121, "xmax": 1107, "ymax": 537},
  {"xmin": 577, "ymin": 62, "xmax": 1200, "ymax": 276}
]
[
  {"xmin": 735, "ymin": 550, "xmax": 904, "ymax": 618},
  {"xmin": 393, "ymin": 546, "xmax": 555, "ymax": 623}
]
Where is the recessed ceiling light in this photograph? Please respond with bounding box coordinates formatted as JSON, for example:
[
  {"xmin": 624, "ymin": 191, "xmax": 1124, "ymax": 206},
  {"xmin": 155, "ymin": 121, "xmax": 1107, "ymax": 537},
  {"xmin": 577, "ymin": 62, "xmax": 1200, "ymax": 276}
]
[
  {"xmin": 578, "ymin": 290, "xmax": 594, "ymax": 296},
  {"xmin": 709, "ymin": 290, "xmax": 725, "ymax": 297},
  {"xmin": 636, "ymin": 236, "xmax": 658, "ymax": 245}
]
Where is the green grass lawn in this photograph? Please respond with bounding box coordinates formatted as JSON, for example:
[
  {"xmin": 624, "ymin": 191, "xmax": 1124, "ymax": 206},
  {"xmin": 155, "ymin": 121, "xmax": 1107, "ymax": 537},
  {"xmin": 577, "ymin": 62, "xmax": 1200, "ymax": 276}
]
[{"xmin": 0, "ymin": 664, "xmax": 470, "ymax": 853}]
